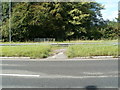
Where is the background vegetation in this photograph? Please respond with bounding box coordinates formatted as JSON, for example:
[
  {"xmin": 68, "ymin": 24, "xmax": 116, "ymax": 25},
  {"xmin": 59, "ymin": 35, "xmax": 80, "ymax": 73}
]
[{"xmin": 1, "ymin": 2, "xmax": 119, "ymax": 42}]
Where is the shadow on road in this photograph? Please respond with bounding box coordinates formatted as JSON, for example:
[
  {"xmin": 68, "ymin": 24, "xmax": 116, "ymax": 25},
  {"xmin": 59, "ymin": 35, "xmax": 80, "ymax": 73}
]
[
  {"xmin": 1, "ymin": 86, "xmax": 118, "ymax": 90},
  {"xmin": 85, "ymin": 85, "xmax": 118, "ymax": 90},
  {"xmin": 85, "ymin": 86, "xmax": 98, "ymax": 90}
]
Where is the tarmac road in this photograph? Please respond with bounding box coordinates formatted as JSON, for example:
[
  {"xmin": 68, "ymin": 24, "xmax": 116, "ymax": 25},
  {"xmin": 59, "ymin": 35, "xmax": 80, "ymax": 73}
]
[
  {"xmin": 1, "ymin": 58, "xmax": 118, "ymax": 88},
  {"xmin": 0, "ymin": 42, "xmax": 118, "ymax": 46}
]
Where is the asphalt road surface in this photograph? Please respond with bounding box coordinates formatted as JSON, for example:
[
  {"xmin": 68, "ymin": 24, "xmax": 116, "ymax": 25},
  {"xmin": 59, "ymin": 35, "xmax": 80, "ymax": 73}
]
[
  {"xmin": 0, "ymin": 42, "xmax": 118, "ymax": 46},
  {"xmin": 1, "ymin": 58, "xmax": 118, "ymax": 88}
]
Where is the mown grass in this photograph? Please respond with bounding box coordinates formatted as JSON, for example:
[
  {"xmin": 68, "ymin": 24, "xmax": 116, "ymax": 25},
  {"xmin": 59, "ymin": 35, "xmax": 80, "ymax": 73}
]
[
  {"xmin": 67, "ymin": 44, "xmax": 118, "ymax": 58},
  {"xmin": 0, "ymin": 45, "xmax": 52, "ymax": 59}
]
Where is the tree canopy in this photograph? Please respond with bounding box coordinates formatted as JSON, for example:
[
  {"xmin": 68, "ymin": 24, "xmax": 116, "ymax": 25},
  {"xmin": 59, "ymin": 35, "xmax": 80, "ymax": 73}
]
[{"xmin": 1, "ymin": 2, "xmax": 118, "ymax": 42}]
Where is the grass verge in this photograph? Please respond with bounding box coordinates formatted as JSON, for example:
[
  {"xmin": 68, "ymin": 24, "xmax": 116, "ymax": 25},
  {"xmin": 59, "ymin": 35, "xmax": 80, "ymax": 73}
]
[
  {"xmin": 67, "ymin": 44, "xmax": 118, "ymax": 58},
  {"xmin": 1, "ymin": 45, "xmax": 52, "ymax": 59}
]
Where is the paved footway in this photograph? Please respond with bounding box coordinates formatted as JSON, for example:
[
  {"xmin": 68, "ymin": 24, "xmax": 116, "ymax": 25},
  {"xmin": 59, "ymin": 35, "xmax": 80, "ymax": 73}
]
[{"xmin": 47, "ymin": 49, "xmax": 67, "ymax": 59}]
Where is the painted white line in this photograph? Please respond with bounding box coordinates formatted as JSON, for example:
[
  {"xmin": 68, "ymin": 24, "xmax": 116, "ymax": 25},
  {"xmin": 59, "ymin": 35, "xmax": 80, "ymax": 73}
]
[
  {"xmin": 0, "ymin": 74, "xmax": 40, "ymax": 77},
  {"xmin": 37, "ymin": 75, "xmax": 118, "ymax": 79},
  {"xmin": 83, "ymin": 72, "xmax": 118, "ymax": 75},
  {"xmin": 0, "ymin": 74, "xmax": 118, "ymax": 78},
  {"xmin": 83, "ymin": 72, "xmax": 103, "ymax": 75}
]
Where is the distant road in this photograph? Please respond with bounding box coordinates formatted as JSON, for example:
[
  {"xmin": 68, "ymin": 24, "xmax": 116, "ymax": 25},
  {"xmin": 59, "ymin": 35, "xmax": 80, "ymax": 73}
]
[
  {"xmin": 0, "ymin": 42, "xmax": 118, "ymax": 46},
  {"xmin": 1, "ymin": 58, "xmax": 118, "ymax": 88}
]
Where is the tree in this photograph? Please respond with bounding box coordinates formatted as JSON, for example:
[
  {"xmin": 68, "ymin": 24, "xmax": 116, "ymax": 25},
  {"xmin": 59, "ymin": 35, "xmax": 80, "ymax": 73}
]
[
  {"xmin": 101, "ymin": 20, "xmax": 118, "ymax": 39},
  {"xmin": 1, "ymin": 2, "xmax": 106, "ymax": 41}
]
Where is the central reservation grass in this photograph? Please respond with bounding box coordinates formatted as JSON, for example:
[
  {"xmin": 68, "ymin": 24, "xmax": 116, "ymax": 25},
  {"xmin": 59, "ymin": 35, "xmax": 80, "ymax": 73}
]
[
  {"xmin": 67, "ymin": 44, "xmax": 118, "ymax": 58},
  {"xmin": 1, "ymin": 45, "xmax": 52, "ymax": 59}
]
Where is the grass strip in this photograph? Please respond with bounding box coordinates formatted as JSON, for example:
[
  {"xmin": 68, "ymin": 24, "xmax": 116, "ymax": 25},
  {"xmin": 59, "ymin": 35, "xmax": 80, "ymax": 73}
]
[
  {"xmin": 67, "ymin": 44, "xmax": 118, "ymax": 58},
  {"xmin": 1, "ymin": 45, "xmax": 52, "ymax": 59}
]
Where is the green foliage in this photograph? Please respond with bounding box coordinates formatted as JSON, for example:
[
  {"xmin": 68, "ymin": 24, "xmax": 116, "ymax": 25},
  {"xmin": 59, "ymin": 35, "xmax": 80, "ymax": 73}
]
[
  {"xmin": 1, "ymin": 2, "xmax": 116, "ymax": 42},
  {"xmin": 101, "ymin": 20, "xmax": 118, "ymax": 39},
  {"xmin": 1, "ymin": 2, "xmax": 9, "ymax": 41}
]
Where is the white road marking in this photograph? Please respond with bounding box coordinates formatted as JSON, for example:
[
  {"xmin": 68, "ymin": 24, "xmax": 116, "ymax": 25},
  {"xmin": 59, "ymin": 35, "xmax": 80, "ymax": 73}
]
[
  {"xmin": 1, "ymin": 74, "xmax": 118, "ymax": 79},
  {"xmin": 83, "ymin": 72, "xmax": 103, "ymax": 75},
  {"xmin": 37, "ymin": 75, "xmax": 118, "ymax": 79},
  {"xmin": 0, "ymin": 74, "xmax": 39, "ymax": 77}
]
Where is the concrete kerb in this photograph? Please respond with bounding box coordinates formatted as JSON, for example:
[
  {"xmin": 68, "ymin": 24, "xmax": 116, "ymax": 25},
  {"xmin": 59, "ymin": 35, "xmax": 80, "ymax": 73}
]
[
  {"xmin": 0, "ymin": 56, "xmax": 118, "ymax": 61},
  {"xmin": 0, "ymin": 57, "xmax": 30, "ymax": 59}
]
